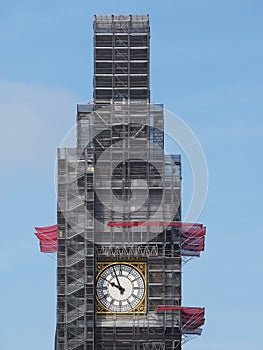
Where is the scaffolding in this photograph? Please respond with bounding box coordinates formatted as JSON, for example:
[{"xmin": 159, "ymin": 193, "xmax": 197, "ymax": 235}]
[
  {"xmin": 55, "ymin": 101, "xmax": 183, "ymax": 349},
  {"xmin": 34, "ymin": 14, "xmax": 206, "ymax": 350},
  {"xmin": 94, "ymin": 15, "xmax": 150, "ymax": 104}
]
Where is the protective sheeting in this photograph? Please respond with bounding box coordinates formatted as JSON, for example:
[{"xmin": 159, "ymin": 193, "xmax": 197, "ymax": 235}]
[
  {"xmin": 35, "ymin": 224, "xmax": 58, "ymax": 233},
  {"xmin": 156, "ymin": 306, "xmax": 205, "ymax": 333},
  {"xmin": 181, "ymin": 226, "xmax": 206, "ymax": 253},
  {"xmin": 39, "ymin": 241, "xmax": 58, "ymax": 253},
  {"xmin": 35, "ymin": 225, "xmax": 58, "ymax": 253}
]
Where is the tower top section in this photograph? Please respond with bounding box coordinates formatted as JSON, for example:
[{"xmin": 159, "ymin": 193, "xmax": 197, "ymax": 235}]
[
  {"xmin": 93, "ymin": 14, "xmax": 150, "ymax": 104},
  {"xmin": 94, "ymin": 14, "xmax": 149, "ymax": 26}
]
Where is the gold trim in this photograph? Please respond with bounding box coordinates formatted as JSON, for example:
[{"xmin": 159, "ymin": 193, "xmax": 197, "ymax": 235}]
[{"xmin": 96, "ymin": 261, "xmax": 147, "ymax": 314}]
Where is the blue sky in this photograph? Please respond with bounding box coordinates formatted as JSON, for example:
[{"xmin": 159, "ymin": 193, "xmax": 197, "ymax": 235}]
[{"xmin": 0, "ymin": 1, "xmax": 263, "ymax": 349}]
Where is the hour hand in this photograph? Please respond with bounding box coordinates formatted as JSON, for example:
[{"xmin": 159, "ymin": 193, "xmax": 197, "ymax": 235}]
[
  {"xmin": 110, "ymin": 281, "xmax": 125, "ymax": 294},
  {"xmin": 110, "ymin": 281, "xmax": 118, "ymax": 288}
]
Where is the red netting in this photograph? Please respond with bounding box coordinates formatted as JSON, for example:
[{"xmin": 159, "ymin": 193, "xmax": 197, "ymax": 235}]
[
  {"xmin": 35, "ymin": 224, "xmax": 58, "ymax": 233},
  {"xmin": 107, "ymin": 220, "xmax": 203, "ymax": 228},
  {"xmin": 156, "ymin": 306, "xmax": 205, "ymax": 332},
  {"xmin": 35, "ymin": 225, "xmax": 58, "ymax": 253}
]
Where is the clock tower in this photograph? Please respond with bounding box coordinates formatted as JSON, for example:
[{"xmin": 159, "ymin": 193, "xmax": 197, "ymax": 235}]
[{"xmin": 54, "ymin": 15, "xmax": 206, "ymax": 350}]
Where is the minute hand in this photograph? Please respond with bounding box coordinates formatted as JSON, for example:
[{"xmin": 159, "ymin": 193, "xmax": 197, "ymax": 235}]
[{"xmin": 113, "ymin": 266, "xmax": 125, "ymax": 294}]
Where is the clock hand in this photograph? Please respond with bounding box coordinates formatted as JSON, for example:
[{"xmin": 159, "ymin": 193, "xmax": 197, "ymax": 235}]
[
  {"xmin": 112, "ymin": 266, "xmax": 125, "ymax": 294},
  {"xmin": 112, "ymin": 266, "xmax": 120, "ymax": 286},
  {"xmin": 109, "ymin": 281, "xmax": 125, "ymax": 294},
  {"xmin": 110, "ymin": 282, "xmax": 118, "ymax": 288}
]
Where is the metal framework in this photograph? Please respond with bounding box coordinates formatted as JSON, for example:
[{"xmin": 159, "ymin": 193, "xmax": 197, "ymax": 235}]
[
  {"xmin": 56, "ymin": 101, "xmax": 182, "ymax": 349},
  {"xmin": 93, "ymin": 15, "xmax": 150, "ymax": 104},
  {"xmin": 35, "ymin": 14, "xmax": 206, "ymax": 350}
]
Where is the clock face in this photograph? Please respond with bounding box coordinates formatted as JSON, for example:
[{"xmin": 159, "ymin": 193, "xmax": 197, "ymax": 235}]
[{"xmin": 96, "ymin": 262, "xmax": 146, "ymax": 313}]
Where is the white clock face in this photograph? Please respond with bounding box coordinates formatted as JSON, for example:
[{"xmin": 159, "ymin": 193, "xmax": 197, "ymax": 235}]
[{"xmin": 96, "ymin": 263, "xmax": 145, "ymax": 313}]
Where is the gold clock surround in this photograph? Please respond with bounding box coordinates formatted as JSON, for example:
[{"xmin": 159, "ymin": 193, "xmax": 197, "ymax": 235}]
[{"xmin": 96, "ymin": 261, "xmax": 147, "ymax": 314}]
